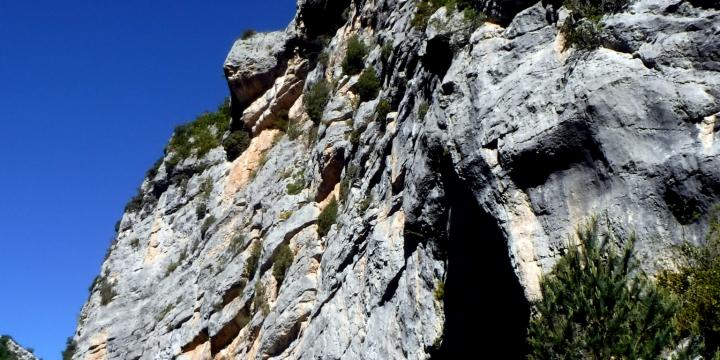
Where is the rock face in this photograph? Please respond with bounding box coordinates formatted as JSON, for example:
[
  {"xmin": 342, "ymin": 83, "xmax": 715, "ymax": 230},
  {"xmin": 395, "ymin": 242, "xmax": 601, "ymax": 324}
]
[
  {"xmin": 0, "ymin": 336, "xmax": 38, "ymax": 360},
  {"xmin": 72, "ymin": 0, "xmax": 720, "ymax": 359}
]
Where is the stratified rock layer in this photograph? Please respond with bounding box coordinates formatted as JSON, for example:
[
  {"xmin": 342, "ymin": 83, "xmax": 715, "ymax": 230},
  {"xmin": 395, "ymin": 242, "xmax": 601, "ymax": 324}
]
[{"xmin": 73, "ymin": 0, "xmax": 720, "ymax": 359}]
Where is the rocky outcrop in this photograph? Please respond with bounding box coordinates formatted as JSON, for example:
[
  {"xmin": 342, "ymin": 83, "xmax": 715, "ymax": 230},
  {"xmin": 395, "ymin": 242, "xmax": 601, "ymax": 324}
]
[
  {"xmin": 72, "ymin": 0, "xmax": 720, "ymax": 359},
  {"xmin": 0, "ymin": 336, "xmax": 38, "ymax": 360}
]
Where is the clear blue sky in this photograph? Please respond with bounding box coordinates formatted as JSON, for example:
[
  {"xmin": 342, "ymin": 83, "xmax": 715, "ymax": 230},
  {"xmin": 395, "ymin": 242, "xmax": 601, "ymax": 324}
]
[{"xmin": 0, "ymin": 1, "xmax": 296, "ymax": 358}]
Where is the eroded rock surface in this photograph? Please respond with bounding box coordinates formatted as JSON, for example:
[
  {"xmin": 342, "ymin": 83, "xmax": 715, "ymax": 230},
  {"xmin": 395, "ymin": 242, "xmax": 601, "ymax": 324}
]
[{"xmin": 73, "ymin": 0, "xmax": 720, "ymax": 359}]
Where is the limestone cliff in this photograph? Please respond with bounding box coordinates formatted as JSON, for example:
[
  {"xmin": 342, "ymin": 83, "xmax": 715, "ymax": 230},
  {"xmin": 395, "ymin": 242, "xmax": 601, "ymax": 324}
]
[
  {"xmin": 72, "ymin": 0, "xmax": 720, "ymax": 358},
  {"xmin": 0, "ymin": 336, "xmax": 38, "ymax": 360}
]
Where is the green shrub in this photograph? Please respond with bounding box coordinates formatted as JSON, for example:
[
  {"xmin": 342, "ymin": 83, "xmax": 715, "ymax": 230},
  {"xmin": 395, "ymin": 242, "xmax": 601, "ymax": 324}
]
[
  {"xmin": 0, "ymin": 336, "xmax": 13, "ymax": 360},
  {"xmin": 528, "ymin": 219, "xmax": 680, "ymax": 359},
  {"xmin": 279, "ymin": 211, "xmax": 293, "ymax": 221},
  {"xmin": 146, "ymin": 158, "xmax": 164, "ymax": 180},
  {"xmin": 412, "ymin": 0, "xmax": 438, "ymax": 30},
  {"xmin": 244, "ymin": 241, "xmax": 262, "ymax": 279},
  {"xmin": 166, "ymin": 99, "xmax": 231, "ymax": 165},
  {"xmin": 286, "ymin": 180, "xmax": 305, "ymax": 195},
  {"xmin": 125, "ymin": 190, "xmax": 144, "ymax": 213},
  {"xmin": 223, "ymin": 130, "xmax": 251, "ymax": 161},
  {"xmin": 229, "ymin": 233, "xmax": 245, "ymax": 255},
  {"xmin": 201, "ymin": 215, "xmax": 216, "ymax": 238},
  {"xmin": 165, "ymin": 250, "xmax": 188, "ymax": 277},
  {"xmin": 561, "ymin": 0, "xmax": 628, "ymax": 50},
  {"xmin": 241, "ymin": 29, "xmax": 257, "ymax": 40},
  {"xmin": 418, "ymin": 102, "xmax": 429, "ymax": 120},
  {"xmin": 155, "ymin": 303, "xmax": 173, "ymax": 321},
  {"xmin": 317, "ymin": 197, "xmax": 339, "ymax": 237},
  {"xmin": 376, "ymin": 98, "xmax": 391, "ymax": 124},
  {"xmin": 130, "ymin": 238, "xmax": 140, "ymax": 249},
  {"xmin": 318, "ymin": 51, "xmax": 330, "ymax": 67},
  {"xmin": 342, "ymin": 35, "xmax": 368, "ymax": 75},
  {"xmin": 254, "ymin": 281, "xmax": 270, "ymax": 315},
  {"xmin": 381, "ymin": 43, "xmax": 393, "ymax": 65},
  {"xmin": 659, "ymin": 206, "xmax": 720, "ymax": 358},
  {"xmin": 61, "ymin": 337, "xmax": 77, "ymax": 360},
  {"xmin": 356, "ymin": 68, "xmax": 381, "ymax": 102},
  {"xmin": 359, "ymin": 195, "xmax": 373, "ymax": 212},
  {"xmin": 286, "ymin": 120, "xmax": 302, "ymax": 140},
  {"xmin": 434, "ymin": 281, "xmax": 445, "ymax": 300},
  {"xmin": 304, "ymin": 80, "xmax": 331, "ymax": 123},
  {"xmin": 99, "ymin": 276, "xmax": 117, "ymax": 306},
  {"xmin": 339, "ymin": 177, "xmax": 351, "ymax": 202},
  {"xmin": 272, "ymin": 243, "xmax": 294, "ymax": 286},
  {"xmin": 196, "ymin": 202, "xmax": 208, "ymax": 220}
]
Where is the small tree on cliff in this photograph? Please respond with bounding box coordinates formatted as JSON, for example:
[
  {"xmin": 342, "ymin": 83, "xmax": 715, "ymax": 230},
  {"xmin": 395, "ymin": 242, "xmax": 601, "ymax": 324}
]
[{"xmin": 528, "ymin": 218, "xmax": 680, "ymax": 359}]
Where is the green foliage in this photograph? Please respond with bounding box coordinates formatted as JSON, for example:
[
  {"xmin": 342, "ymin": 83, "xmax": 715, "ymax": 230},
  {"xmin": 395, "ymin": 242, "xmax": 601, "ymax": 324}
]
[
  {"xmin": 241, "ymin": 29, "xmax": 257, "ymax": 40},
  {"xmin": 272, "ymin": 243, "xmax": 294, "ymax": 286},
  {"xmin": 317, "ymin": 197, "xmax": 339, "ymax": 237},
  {"xmin": 201, "ymin": 215, "xmax": 216, "ymax": 238},
  {"xmin": 125, "ymin": 189, "xmax": 144, "ymax": 213},
  {"xmin": 528, "ymin": 219, "xmax": 680, "ymax": 359},
  {"xmin": 98, "ymin": 276, "xmax": 117, "ymax": 306},
  {"xmin": 359, "ymin": 195, "xmax": 373, "ymax": 212},
  {"xmin": 412, "ymin": 0, "xmax": 439, "ymax": 30},
  {"xmin": 318, "ymin": 51, "xmax": 330, "ymax": 67},
  {"xmin": 195, "ymin": 202, "xmax": 208, "ymax": 220},
  {"xmin": 286, "ymin": 171, "xmax": 305, "ymax": 195},
  {"xmin": 254, "ymin": 281, "xmax": 270, "ymax": 315},
  {"xmin": 434, "ymin": 281, "xmax": 445, "ymax": 300},
  {"xmin": 659, "ymin": 206, "xmax": 720, "ymax": 358},
  {"xmin": 561, "ymin": 0, "xmax": 628, "ymax": 50},
  {"xmin": 223, "ymin": 130, "xmax": 251, "ymax": 161},
  {"xmin": 0, "ymin": 336, "xmax": 15, "ymax": 360},
  {"xmin": 165, "ymin": 250, "xmax": 188, "ymax": 277},
  {"xmin": 62, "ymin": 337, "xmax": 77, "ymax": 360},
  {"xmin": 146, "ymin": 158, "xmax": 164, "ymax": 180},
  {"xmin": 381, "ymin": 43, "xmax": 393, "ymax": 65},
  {"xmin": 244, "ymin": 241, "xmax": 262, "ymax": 279},
  {"xmin": 229, "ymin": 233, "xmax": 245, "ymax": 255},
  {"xmin": 129, "ymin": 238, "xmax": 140, "ymax": 249},
  {"xmin": 304, "ymin": 80, "xmax": 331, "ymax": 123},
  {"xmin": 418, "ymin": 102, "xmax": 429, "ymax": 120},
  {"xmin": 286, "ymin": 119, "xmax": 302, "ymax": 140},
  {"xmin": 356, "ymin": 68, "xmax": 381, "ymax": 102},
  {"xmin": 376, "ymin": 98, "xmax": 392, "ymax": 125},
  {"xmin": 166, "ymin": 99, "xmax": 231, "ymax": 166},
  {"xmin": 341, "ymin": 35, "xmax": 368, "ymax": 75},
  {"xmin": 279, "ymin": 210, "xmax": 293, "ymax": 221},
  {"xmin": 155, "ymin": 303, "xmax": 173, "ymax": 321}
]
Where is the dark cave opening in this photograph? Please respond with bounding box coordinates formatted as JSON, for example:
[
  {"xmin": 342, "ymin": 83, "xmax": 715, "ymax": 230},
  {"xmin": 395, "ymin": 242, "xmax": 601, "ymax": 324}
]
[{"xmin": 432, "ymin": 181, "xmax": 531, "ymax": 359}]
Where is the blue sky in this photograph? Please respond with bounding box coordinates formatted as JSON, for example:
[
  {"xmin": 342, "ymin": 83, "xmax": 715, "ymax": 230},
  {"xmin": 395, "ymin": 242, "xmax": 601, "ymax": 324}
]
[{"xmin": 0, "ymin": 1, "xmax": 296, "ymax": 358}]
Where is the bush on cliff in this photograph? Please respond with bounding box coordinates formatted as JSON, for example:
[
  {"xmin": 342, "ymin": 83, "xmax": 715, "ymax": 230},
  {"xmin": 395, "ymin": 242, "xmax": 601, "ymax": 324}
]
[
  {"xmin": 659, "ymin": 205, "xmax": 720, "ymax": 358},
  {"xmin": 342, "ymin": 35, "xmax": 367, "ymax": 75},
  {"xmin": 356, "ymin": 68, "xmax": 381, "ymax": 102},
  {"xmin": 61, "ymin": 337, "xmax": 77, "ymax": 360},
  {"xmin": 561, "ymin": 0, "xmax": 629, "ymax": 50},
  {"xmin": 304, "ymin": 80, "xmax": 331, "ymax": 123},
  {"xmin": 317, "ymin": 197, "xmax": 339, "ymax": 237},
  {"xmin": 223, "ymin": 130, "xmax": 250, "ymax": 161},
  {"xmin": 165, "ymin": 99, "xmax": 231, "ymax": 167},
  {"xmin": 272, "ymin": 243, "xmax": 294, "ymax": 287},
  {"xmin": 528, "ymin": 218, "xmax": 680, "ymax": 359}
]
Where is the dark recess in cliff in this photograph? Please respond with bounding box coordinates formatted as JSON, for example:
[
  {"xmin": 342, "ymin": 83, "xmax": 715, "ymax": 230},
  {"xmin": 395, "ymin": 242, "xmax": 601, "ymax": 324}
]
[{"xmin": 432, "ymin": 175, "xmax": 530, "ymax": 359}]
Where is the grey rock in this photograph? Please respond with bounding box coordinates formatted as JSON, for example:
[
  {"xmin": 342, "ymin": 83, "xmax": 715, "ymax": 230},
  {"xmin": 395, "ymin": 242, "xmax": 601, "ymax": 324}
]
[{"xmin": 72, "ymin": 0, "xmax": 720, "ymax": 359}]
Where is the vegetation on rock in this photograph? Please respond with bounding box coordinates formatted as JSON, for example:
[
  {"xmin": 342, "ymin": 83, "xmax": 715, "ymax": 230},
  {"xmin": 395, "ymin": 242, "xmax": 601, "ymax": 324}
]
[
  {"xmin": 659, "ymin": 206, "xmax": 720, "ymax": 358},
  {"xmin": 356, "ymin": 68, "xmax": 381, "ymax": 102},
  {"xmin": 61, "ymin": 337, "xmax": 77, "ymax": 360},
  {"xmin": 304, "ymin": 80, "xmax": 331, "ymax": 123},
  {"xmin": 317, "ymin": 197, "xmax": 339, "ymax": 237},
  {"xmin": 223, "ymin": 130, "xmax": 250, "ymax": 161},
  {"xmin": 561, "ymin": 0, "xmax": 629, "ymax": 50},
  {"xmin": 528, "ymin": 218, "xmax": 680, "ymax": 359},
  {"xmin": 272, "ymin": 243, "xmax": 294, "ymax": 286},
  {"xmin": 342, "ymin": 35, "xmax": 368, "ymax": 75}
]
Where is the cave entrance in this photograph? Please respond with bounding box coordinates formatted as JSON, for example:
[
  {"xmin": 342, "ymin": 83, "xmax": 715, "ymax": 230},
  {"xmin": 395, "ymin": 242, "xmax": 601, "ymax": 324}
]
[{"xmin": 433, "ymin": 181, "xmax": 530, "ymax": 358}]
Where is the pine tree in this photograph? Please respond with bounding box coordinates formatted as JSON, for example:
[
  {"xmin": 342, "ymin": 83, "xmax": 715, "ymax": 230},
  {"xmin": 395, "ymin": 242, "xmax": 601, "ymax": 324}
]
[{"xmin": 528, "ymin": 218, "xmax": 679, "ymax": 359}]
